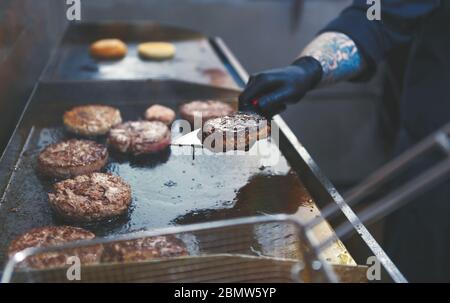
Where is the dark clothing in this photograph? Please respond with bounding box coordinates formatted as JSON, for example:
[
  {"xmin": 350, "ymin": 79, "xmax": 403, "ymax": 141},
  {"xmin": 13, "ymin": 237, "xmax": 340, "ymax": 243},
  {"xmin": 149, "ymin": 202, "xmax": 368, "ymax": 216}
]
[
  {"xmin": 322, "ymin": 0, "xmax": 450, "ymax": 281},
  {"xmin": 384, "ymin": 129, "xmax": 450, "ymax": 282},
  {"xmin": 323, "ymin": 0, "xmax": 448, "ymax": 141}
]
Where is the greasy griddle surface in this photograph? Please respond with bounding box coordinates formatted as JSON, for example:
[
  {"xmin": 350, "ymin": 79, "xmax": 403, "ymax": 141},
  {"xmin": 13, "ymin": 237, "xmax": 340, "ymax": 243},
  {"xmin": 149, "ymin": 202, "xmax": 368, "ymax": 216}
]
[
  {"xmin": 41, "ymin": 22, "xmax": 238, "ymax": 88},
  {"xmin": 0, "ymin": 81, "xmax": 315, "ymax": 263}
]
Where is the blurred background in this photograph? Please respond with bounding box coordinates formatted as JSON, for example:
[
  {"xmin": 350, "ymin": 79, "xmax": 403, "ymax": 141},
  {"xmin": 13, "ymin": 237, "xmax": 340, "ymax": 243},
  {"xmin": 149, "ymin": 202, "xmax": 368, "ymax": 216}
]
[{"xmin": 0, "ymin": 0, "xmax": 401, "ymax": 206}]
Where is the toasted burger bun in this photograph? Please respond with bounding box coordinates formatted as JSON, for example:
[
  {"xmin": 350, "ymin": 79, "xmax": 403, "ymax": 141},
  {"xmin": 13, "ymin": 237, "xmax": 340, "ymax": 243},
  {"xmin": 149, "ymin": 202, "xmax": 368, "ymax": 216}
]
[
  {"xmin": 138, "ymin": 42, "xmax": 176, "ymax": 60},
  {"xmin": 90, "ymin": 39, "xmax": 127, "ymax": 60}
]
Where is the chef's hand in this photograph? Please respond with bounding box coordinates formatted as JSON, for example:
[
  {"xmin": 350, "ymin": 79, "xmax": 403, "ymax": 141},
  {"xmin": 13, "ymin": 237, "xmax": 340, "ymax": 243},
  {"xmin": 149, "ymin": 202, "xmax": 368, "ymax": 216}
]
[{"xmin": 239, "ymin": 56, "xmax": 323, "ymax": 117}]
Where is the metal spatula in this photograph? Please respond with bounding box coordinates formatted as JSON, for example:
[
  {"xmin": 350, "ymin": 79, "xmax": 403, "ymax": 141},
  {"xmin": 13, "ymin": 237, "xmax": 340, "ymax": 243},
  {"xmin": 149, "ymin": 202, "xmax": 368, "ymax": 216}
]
[
  {"xmin": 171, "ymin": 98, "xmax": 259, "ymax": 147},
  {"xmin": 171, "ymin": 128, "xmax": 203, "ymax": 147}
]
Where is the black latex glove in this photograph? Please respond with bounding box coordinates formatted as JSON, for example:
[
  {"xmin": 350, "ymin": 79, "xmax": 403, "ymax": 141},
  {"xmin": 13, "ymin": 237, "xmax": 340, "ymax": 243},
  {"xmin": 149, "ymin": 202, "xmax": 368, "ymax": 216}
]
[{"xmin": 239, "ymin": 56, "xmax": 323, "ymax": 117}]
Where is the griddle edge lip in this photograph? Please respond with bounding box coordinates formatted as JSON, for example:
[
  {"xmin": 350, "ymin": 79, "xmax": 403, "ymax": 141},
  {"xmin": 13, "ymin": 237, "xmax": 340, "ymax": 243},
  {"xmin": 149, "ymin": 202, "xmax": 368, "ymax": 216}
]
[{"xmin": 0, "ymin": 82, "xmax": 40, "ymax": 194}]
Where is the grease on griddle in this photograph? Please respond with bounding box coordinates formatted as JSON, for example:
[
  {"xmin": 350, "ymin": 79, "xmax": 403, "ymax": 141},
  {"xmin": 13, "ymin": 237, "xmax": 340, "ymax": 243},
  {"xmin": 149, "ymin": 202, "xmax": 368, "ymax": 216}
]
[
  {"xmin": 108, "ymin": 147, "xmax": 171, "ymax": 168},
  {"xmin": 175, "ymin": 171, "xmax": 314, "ymax": 225},
  {"xmin": 0, "ymin": 125, "xmax": 297, "ymax": 263}
]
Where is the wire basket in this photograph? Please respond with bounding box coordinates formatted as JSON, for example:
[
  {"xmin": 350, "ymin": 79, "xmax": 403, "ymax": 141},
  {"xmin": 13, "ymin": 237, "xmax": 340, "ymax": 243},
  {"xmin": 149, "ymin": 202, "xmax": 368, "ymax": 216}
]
[{"xmin": 2, "ymin": 215, "xmax": 339, "ymax": 283}]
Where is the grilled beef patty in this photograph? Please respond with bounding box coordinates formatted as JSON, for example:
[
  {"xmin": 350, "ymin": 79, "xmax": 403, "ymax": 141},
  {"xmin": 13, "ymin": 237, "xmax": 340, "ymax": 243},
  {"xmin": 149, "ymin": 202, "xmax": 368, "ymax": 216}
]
[
  {"xmin": 38, "ymin": 139, "xmax": 108, "ymax": 179},
  {"xmin": 48, "ymin": 173, "xmax": 132, "ymax": 223},
  {"xmin": 179, "ymin": 100, "xmax": 235, "ymax": 127},
  {"xmin": 201, "ymin": 112, "xmax": 270, "ymax": 151},
  {"xmin": 108, "ymin": 121, "xmax": 171, "ymax": 155},
  {"xmin": 8, "ymin": 226, "xmax": 103, "ymax": 269},
  {"xmin": 102, "ymin": 235, "xmax": 188, "ymax": 263},
  {"xmin": 144, "ymin": 104, "xmax": 176, "ymax": 125},
  {"xmin": 64, "ymin": 105, "xmax": 122, "ymax": 136}
]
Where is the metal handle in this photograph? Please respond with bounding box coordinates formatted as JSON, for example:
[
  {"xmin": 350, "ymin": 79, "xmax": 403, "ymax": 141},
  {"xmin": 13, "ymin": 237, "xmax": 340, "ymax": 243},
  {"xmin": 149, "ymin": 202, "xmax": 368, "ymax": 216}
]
[{"xmin": 308, "ymin": 123, "xmax": 450, "ymax": 252}]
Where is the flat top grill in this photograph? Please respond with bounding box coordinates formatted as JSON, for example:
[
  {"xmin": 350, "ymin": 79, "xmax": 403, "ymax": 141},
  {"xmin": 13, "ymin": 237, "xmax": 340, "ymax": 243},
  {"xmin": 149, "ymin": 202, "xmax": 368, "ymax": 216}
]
[
  {"xmin": 0, "ymin": 22, "xmax": 404, "ymax": 282},
  {"xmin": 41, "ymin": 22, "xmax": 239, "ymax": 89},
  {"xmin": 0, "ymin": 80, "xmax": 352, "ymax": 267}
]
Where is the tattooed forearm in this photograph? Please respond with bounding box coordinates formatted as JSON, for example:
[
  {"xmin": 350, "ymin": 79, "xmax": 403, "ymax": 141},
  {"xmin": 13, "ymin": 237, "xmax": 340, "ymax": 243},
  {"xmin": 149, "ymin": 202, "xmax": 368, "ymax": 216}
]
[{"xmin": 300, "ymin": 32, "xmax": 366, "ymax": 85}]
